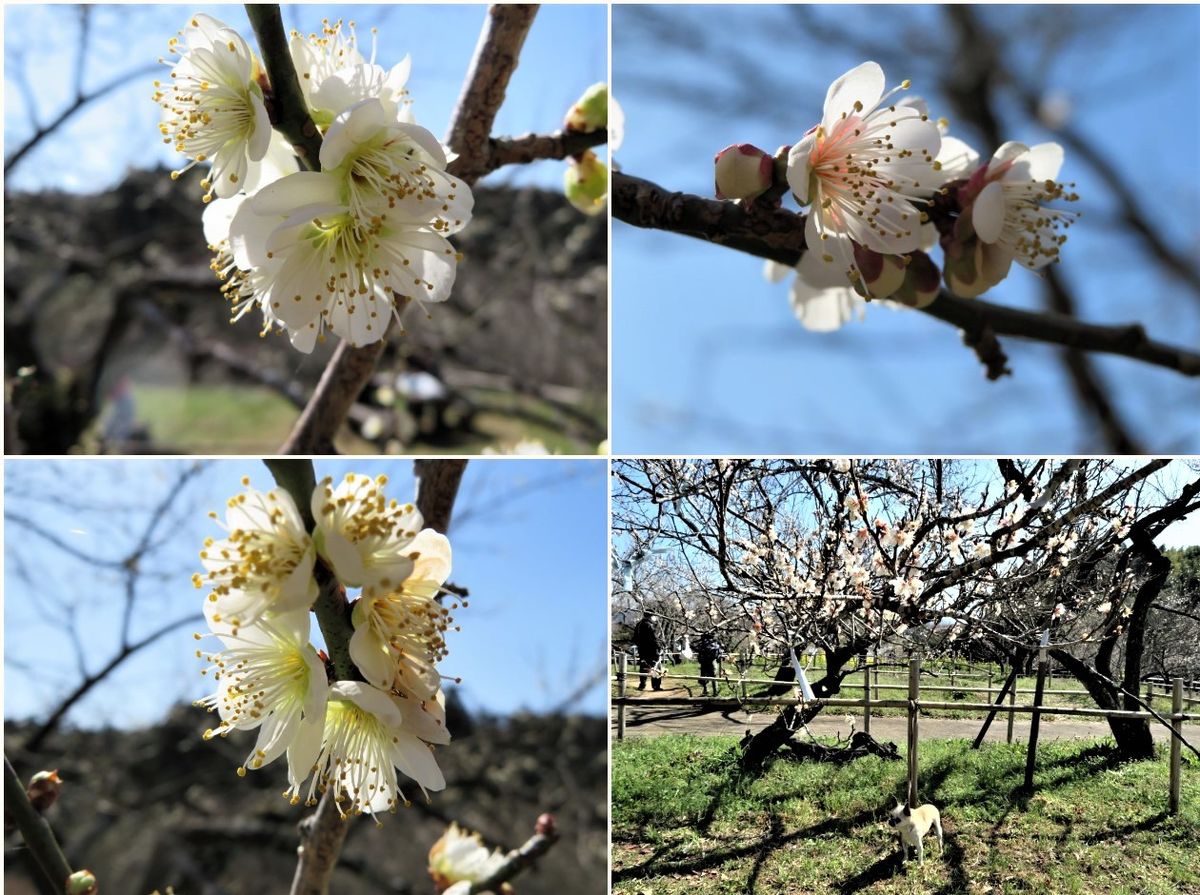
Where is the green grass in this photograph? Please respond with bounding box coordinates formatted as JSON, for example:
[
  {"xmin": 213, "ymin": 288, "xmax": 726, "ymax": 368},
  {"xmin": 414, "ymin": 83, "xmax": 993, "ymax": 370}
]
[
  {"xmin": 613, "ymin": 735, "xmax": 1200, "ymax": 895},
  {"xmin": 130, "ymin": 384, "xmax": 604, "ymax": 454}
]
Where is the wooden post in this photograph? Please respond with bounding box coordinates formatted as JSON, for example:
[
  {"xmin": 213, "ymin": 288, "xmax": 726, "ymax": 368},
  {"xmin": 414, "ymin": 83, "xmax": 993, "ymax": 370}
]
[
  {"xmin": 1169, "ymin": 678, "xmax": 1183, "ymax": 815},
  {"xmin": 907, "ymin": 657, "xmax": 920, "ymax": 807},
  {"xmin": 1007, "ymin": 676, "xmax": 1017, "ymax": 744},
  {"xmin": 616, "ymin": 653, "xmax": 627, "ymax": 741},
  {"xmin": 1024, "ymin": 642, "xmax": 1049, "ymax": 790},
  {"xmin": 863, "ymin": 655, "xmax": 871, "ymax": 737},
  {"xmin": 987, "ymin": 669, "xmax": 994, "ymax": 703},
  {"xmin": 1145, "ymin": 682, "xmax": 1154, "ymax": 710},
  {"xmin": 874, "ymin": 663, "xmax": 880, "ymax": 701}
]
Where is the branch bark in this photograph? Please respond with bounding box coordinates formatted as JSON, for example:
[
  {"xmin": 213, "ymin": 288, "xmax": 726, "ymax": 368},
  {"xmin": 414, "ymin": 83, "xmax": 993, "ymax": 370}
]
[
  {"xmin": 614, "ymin": 171, "xmax": 1200, "ymax": 380},
  {"xmin": 467, "ymin": 824, "xmax": 560, "ymax": 895}
]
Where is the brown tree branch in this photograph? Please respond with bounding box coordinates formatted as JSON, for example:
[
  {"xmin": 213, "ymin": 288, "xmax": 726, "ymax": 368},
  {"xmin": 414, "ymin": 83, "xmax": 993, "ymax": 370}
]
[
  {"xmin": 446, "ymin": 5, "xmax": 541, "ymax": 183},
  {"xmin": 414, "ymin": 459, "xmax": 468, "ymax": 533},
  {"xmin": 277, "ymin": 5, "xmax": 550, "ymax": 455},
  {"xmin": 613, "ymin": 171, "xmax": 1200, "ymax": 380}
]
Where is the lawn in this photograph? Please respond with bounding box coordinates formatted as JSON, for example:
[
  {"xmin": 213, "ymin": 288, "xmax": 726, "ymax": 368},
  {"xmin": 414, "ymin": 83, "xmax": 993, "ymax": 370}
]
[
  {"xmin": 612, "ymin": 735, "xmax": 1200, "ymax": 895},
  {"xmin": 129, "ymin": 384, "xmax": 603, "ymax": 454}
]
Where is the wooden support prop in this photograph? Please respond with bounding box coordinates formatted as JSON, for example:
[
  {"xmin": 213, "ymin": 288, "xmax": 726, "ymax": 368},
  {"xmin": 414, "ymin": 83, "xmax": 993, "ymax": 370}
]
[
  {"xmin": 907, "ymin": 657, "xmax": 920, "ymax": 808},
  {"xmin": 971, "ymin": 664, "xmax": 1022, "ymax": 749},
  {"xmin": 1024, "ymin": 643, "xmax": 1049, "ymax": 790},
  {"xmin": 863, "ymin": 654, "xmax": 871, "ymax": 737},
  {"xmin": 874, "ymin": 663, "xmax": 880, "ymax": 702},
  {"xmin": 1169, "ymin": 678, "xmax": 1183, "ymax": 815},
  {"xmin": 616, "ymin": 653, "xmax": 627, "ymax": 741},
  {"xmin": 1007, "ymin": 676, "xmax": 1017, "ymax": 744}
]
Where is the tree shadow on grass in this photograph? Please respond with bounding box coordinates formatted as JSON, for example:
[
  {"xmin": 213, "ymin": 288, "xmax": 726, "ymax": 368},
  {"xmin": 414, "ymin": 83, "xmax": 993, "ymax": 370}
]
[
  {"xmin": 611, "ymin": 806, "xmax": 879, "ymax": 885},
  {"xmin": 1080, "ymin": 810, "xmax": 1169, "ymax": 844}
]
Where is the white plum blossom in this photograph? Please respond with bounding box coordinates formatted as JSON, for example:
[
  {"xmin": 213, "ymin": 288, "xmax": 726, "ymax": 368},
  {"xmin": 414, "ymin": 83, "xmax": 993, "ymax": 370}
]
[
  {"xmin": 312, "ymin": 472, "xmax": 432, "ymax": 589},
  {"xmin": 156, "ymin": 13, "xmax": 271, "ymax": 200},
  {"xmin": 429, "ymin": 823, "xmax": 507, "ymax": 893},
  {"xmin": 286, "ymin": 680, "xmax": 447, "ymax": 817},
  {"xmin": 349, "ymin": 531, "xmax": 453, "ymax": 696},
  {"xmin": 786, "ymin": 62, "xmax": 941, "ymax": 287},
  {"xmin": 193, "ymin": 478, "xmax": 317, "ymax": 628},
  {"xmin": 195, "ymin": 609, "xmax": 328, "ymax": 782},
  {"xmin": 962, "ymin": 141, "xmax": 1079, "ymax": 279},
  {"xmin": 225, "ymin": 99, "xmax": 471, "ymax": 352},
  {"xmin": 289, "ymin": 19, "xmax": 415, "ymax": 126}
]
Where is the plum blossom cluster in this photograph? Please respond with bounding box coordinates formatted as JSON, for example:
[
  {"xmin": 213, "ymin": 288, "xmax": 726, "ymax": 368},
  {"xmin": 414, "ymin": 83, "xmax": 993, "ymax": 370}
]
[
  {"xmin": 712, "ymin": 61, "xmax": 1079, "ymax": 330},
  {"xmin": 156, "ymin": 13, "xmax": 473, "ymax": 352},
  {"xmin": 192, "ymin": 472, "xmax": 456, "ymax": 820}
]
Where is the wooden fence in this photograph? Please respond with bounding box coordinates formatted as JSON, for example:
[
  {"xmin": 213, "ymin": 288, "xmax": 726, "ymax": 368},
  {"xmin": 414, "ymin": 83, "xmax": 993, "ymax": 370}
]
[{"xmin": 612, "ymin": 655, "xmax": 1197, "ymax": 815}]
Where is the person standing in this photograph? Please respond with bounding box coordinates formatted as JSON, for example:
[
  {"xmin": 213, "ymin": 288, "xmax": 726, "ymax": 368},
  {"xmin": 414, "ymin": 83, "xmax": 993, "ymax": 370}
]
[
  {"xmin": 632, "ymin": 611, "xmax": 662, "ymax": 691},
  {"xmin": 697, "ymin": 630, "xmax": 723, "ymax": 696}
]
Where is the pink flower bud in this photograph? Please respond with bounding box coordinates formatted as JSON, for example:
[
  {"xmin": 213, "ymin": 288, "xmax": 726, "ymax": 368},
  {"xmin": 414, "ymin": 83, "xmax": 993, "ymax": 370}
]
[
  {"xmin": 28, "ymin": 769, "xmax": 62, "ymax": 814},
  {"xmin": 714, "ymin": 144, "xmax": 773, "ymax": 202},
  {"xmin": 850, "ymin": 243, "xmax": 906, "ymax": 299},
  {"xmin": 536, "ymin": 812, "xmax": 558, "ymax": 836}
]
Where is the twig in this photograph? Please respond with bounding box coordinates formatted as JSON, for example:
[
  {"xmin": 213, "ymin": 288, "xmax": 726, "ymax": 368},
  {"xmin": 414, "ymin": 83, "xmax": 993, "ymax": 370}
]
[
  {"xmin": 245, "ymin": 4, "xmax": 323, "ymax": 168},
  {"xmin": 466, "ymin": 827, "xmax": 560, "ymax": 895},
  {"xmin": 4, "ymin": 754, "xmax": 75, "ymax": 889},
  {"xmin": 4, "ymin": 63, "xmax": 159, "ymax": 175},
  {"xmin": 276, "ymin": 4, "xmax": 542, "ymax": 454},
  {"xmin": 613, "ymin": 171, "xmax": 1200, "ymax": 379},
  {"xmin": 483, "ymin": 127, "xmax": 607, "ymax": 175}
]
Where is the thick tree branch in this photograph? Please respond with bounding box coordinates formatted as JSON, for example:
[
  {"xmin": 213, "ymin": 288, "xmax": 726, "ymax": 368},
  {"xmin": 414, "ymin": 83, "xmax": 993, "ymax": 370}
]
[
  {"xmin": 414, "ymin": 460, "xmax": 468, "ymax": 533},
  {"xmin": 614, "ymin": 171, "xmax": 1200, "ymax": 379},
  {"xmin": 245, "ymin": 4, "xmax": 323, "ymax": 168},
  {"xmin": 446, "ymin": 5, "xmax": 541, "ymax": 183}
]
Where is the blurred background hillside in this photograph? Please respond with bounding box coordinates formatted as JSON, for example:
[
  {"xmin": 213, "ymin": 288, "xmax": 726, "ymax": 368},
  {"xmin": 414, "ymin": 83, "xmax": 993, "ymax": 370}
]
[{"xmin": 4, "ymin": 5, "xmax": 608, "ymax": 455}]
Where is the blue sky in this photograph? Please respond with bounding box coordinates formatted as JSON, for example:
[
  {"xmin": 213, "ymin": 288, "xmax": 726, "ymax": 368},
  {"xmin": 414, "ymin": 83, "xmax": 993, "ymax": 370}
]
[
  {"xmin": 3, "ymin": 458, "xmax": 610, "ymax": 728},
  {"xmin": 612, "ymin": 5, "xmax": 1200, "ymax": 454},
  {"xmin": 4, "ymin": 3, "xmax": 607, "ymax": 192}
]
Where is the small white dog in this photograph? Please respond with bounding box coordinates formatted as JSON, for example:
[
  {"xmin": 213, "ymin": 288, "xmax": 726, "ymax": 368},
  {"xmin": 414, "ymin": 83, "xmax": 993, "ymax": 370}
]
[{"xmin": 887, "ymin": 800, "xmax": 943, "ymax": 863}]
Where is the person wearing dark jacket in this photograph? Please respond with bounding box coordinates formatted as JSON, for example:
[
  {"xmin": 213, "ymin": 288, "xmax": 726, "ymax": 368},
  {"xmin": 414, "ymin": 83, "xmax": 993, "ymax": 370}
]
[
  {"xmin": 632, "ymin": 612, "xmax": 661, "ymax": 691},
  {"xmin": 697, "ymin": 631, "xmax": 723, "ymax": 696}
]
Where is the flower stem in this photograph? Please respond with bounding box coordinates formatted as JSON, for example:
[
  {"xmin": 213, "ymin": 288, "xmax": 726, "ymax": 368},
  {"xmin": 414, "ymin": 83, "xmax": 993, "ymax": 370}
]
[
  {"xmin": 262, "ymin": 459, "xmax": 356, "ymax": 681},
  {"xmin": 4, "ymin": 754, "xmax": 74, "ymax": 889},
  {"xmin": 245, "ymin": 4, "xmax": 323, "ymax": 170}
]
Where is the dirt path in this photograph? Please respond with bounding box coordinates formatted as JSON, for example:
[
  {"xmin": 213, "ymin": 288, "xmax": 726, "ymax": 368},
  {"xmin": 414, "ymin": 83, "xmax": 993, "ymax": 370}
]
[{"xmin": 614, "ymin": 686, "xmax": 1191, "ymax": 745}]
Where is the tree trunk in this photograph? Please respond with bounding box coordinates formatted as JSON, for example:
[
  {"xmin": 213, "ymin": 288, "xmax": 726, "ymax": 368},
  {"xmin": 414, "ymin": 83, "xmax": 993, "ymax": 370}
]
[{"xmin": 739, "ymin": 646, "xmax": 857, "ymax": 773}]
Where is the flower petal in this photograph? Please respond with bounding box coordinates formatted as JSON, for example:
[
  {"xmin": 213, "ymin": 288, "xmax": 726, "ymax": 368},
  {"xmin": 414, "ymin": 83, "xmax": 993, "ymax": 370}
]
[
  {"xmin": 972, "ymin": 181, "xmax": 1006, "ymax": 244},
  {"xmin": 822, "ymin": 61, "xmax": 885, "ymax": 128}
]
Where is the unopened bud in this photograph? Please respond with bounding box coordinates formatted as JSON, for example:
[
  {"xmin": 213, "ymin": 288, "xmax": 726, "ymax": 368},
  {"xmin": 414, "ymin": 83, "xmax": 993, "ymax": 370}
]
[
  {"xmin": 850, "ymin": 244, "xmax": 906, "ymax": 299},
  {"xmin": 564, "ymin": 83, "xmax": 608, "ymax": 133},
  {"xmin": 536, "ymin": 812, "xmax": 558, "ymax": 837},
  {"xmin": 890, "ymin": 251, "xmax": 941, "ymax": 309},
  {"xmin": 28, "ymin": 769, "xmax": 63, "ymax": 814},
  {"xmin": 65, "ymin": 870, "xmax": 97, "ymax": 895},
  {"xmin": 714, "ymin": 144, "xmax": 773, "ymax": 202},
  {"xmin": 564, "ymin": 151, "xmax": 607, "ymax": 216}
]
